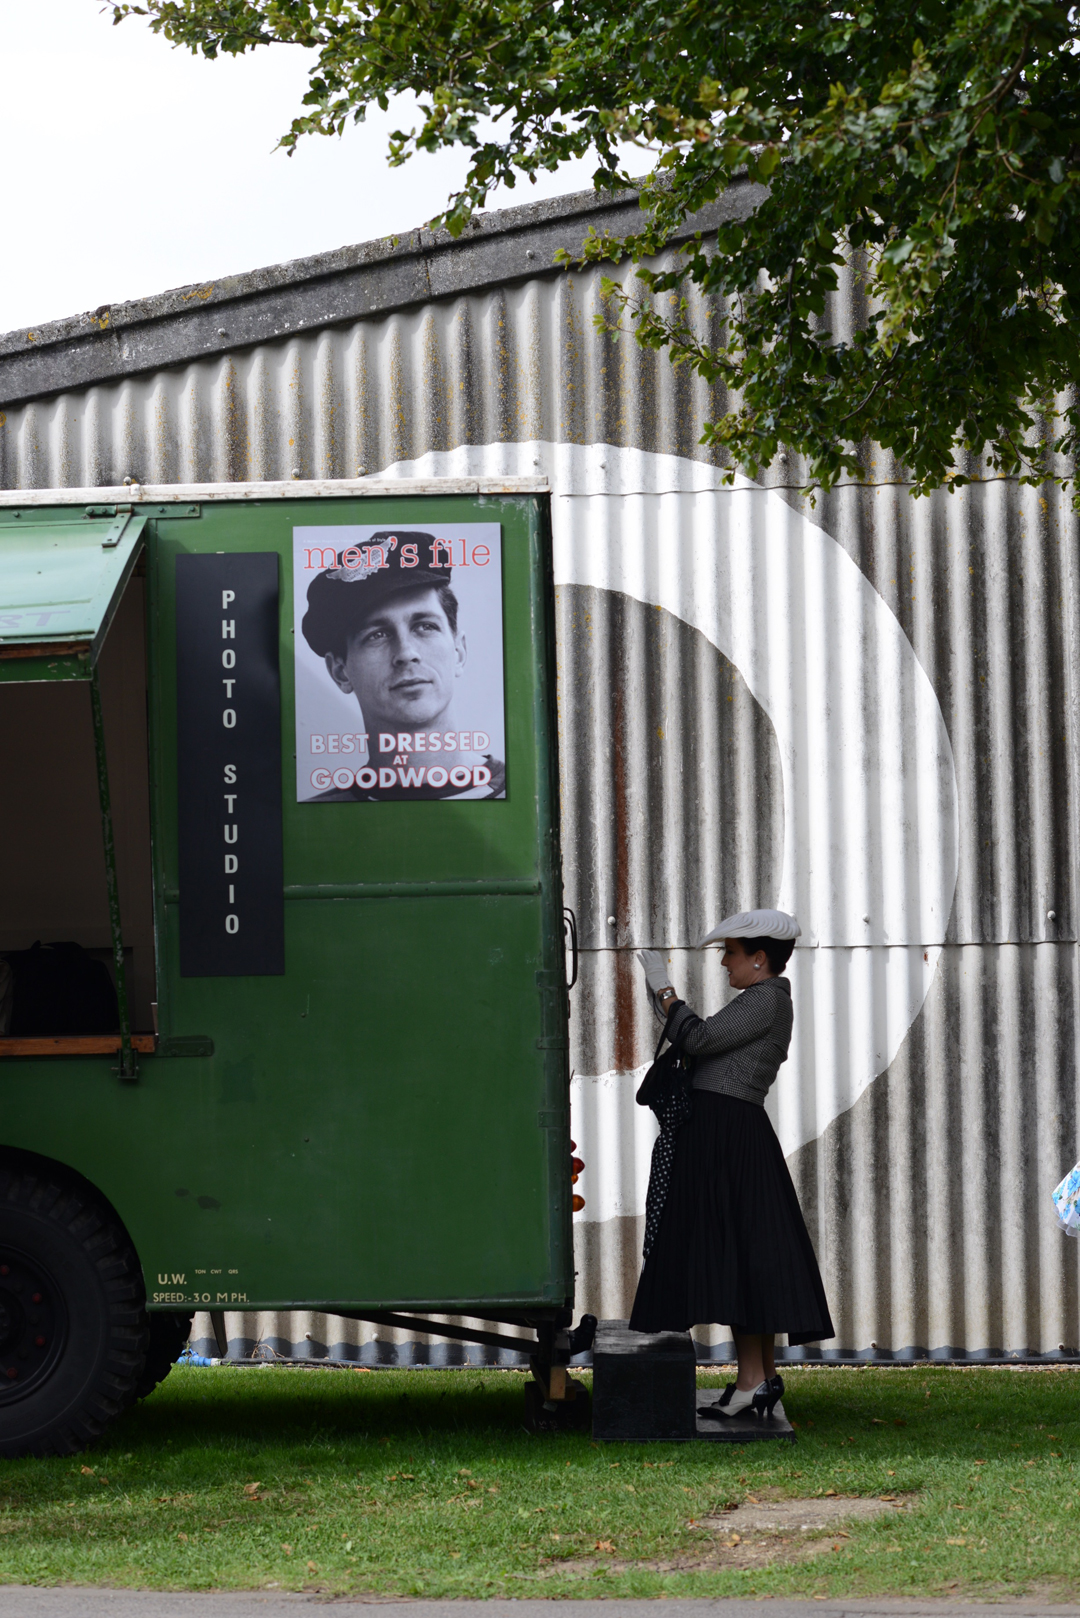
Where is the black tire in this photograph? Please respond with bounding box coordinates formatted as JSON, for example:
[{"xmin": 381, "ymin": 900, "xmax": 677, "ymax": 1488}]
[
  {"xmin": 0, "ymin": 1163, "xmax": 148, "ymax": 1457},
  {"xmin": 136, "ymin": 1311, "xmax": 193, "ymax": 1400}
]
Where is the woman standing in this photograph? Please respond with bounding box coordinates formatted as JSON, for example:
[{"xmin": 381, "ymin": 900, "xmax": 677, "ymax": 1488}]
[{"xmin": 631, "ymin": 909, "xmax": 833, "ymax": 1416}]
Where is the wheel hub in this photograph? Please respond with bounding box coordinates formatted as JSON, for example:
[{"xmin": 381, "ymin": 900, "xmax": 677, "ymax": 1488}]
[{"xmin": 0, "ymin": 1248, "xmax": 66, "ymax": 1405}]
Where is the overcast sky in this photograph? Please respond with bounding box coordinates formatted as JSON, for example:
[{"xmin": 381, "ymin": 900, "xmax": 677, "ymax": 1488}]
[{"xmin": 1, "ymin": 1, "xmax": 616, "ymax": 334}]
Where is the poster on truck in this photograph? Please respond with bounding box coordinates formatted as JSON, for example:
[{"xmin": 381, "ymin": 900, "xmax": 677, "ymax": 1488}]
[{"xmin": 292, "ymin": 523, "xmax": 506, "ymax": 802}]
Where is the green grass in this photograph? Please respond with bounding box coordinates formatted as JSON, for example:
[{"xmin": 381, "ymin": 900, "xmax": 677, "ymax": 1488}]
[{"xmin": 1, "ymin": 1364, "xmax": 1078, "ymax": 1598}]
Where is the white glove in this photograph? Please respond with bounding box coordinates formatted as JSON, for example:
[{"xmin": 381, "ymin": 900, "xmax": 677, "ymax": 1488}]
[{"xmin": 637, "ymin": 950, "xmax": 673, "ymax": 996}]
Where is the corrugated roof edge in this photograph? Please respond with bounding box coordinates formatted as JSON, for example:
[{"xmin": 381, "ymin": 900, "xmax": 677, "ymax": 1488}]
[
  {"xmin": 0, "ymin": 478, "xmax": 550, "ymax": 505},
  {"xmin": 0, "ymin": 176, "xmax": 764, "ymax": 411}
]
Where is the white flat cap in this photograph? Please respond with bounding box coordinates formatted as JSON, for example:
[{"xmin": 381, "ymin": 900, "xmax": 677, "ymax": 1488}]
[{"xmin": 698, "ymin": 908, "xmax": 802, "ymax": 948}]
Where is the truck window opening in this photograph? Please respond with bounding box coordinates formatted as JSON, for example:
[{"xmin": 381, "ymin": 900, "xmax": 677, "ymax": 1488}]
[{"xmin": 0, "ymin": 577, "xmax": 156, "ymax": 1051}]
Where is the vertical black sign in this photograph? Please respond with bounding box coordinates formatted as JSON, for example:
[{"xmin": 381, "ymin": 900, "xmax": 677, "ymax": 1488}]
[{"xmin": 176, "ymin": 553, "xmax": 284, "ymax": 976}]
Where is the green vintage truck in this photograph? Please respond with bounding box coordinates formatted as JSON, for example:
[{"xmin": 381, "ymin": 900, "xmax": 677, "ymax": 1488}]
[{"xmin": 0, "ymin": 480, "xmax": 588, "ymax": 1456}]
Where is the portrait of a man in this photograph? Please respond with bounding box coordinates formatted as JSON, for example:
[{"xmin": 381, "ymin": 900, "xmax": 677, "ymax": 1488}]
[{"xmin": 297, "ymin": 528, "xmax": 506, "ymax": 802}]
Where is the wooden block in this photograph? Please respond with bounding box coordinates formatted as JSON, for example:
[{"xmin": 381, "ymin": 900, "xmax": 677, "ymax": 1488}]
[
  {"xmin": 547, "ymin": 1365, "xmax": 568, "ymax": 1400},
  {"xmin": 0, "ymin": 1034, "xmax": 156, "ymax": 1057}
]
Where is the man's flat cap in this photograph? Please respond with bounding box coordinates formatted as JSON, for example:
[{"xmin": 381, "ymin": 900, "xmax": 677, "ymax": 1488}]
[
  {"xmin": 698, "ymin": 909, "xmax": 802, "ymax": 947},
  {"xmin": 301, "ymin": 531, "xmax": 453, "ymax": 657}
]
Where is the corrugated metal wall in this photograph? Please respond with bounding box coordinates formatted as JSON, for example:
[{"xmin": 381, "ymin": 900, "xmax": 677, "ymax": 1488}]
[{"xmin": 3, "ymin": 250, "xmax": 1079, "ymax": 1362}]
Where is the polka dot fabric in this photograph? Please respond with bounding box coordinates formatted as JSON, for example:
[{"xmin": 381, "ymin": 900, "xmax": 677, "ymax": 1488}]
[{"xmin": 638, "ymin": 1009, "xmax": 699, "ymax": 1259}]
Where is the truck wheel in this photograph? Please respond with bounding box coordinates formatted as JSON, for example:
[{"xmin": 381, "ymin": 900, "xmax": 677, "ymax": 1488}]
[
  {"xmin": 136, "ymin": 1311, "xmax": 194, "ymax": 1400},
  {"xmin": 0, "ymin": 1164, "xmax": 147, "ymax": 1457}
]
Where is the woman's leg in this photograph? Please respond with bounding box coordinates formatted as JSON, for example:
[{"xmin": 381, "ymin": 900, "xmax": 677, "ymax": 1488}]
[
  {"xmin": 762, "ymin": 1334, "xmax": 776, "ymax": 1379},
  {"xmin": 731, "ymin": 1327, "xmax": 767, "ymax": 1390}
]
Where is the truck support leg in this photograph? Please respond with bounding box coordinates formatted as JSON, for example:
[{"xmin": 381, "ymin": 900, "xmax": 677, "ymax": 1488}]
[
  {"xmin": 209, "ymin": 1312, "xmax": 229, "ymax": 1358},
  {"xmin": 530, "ymin": 1320, "xmax": 575, "ymax": 1407}
]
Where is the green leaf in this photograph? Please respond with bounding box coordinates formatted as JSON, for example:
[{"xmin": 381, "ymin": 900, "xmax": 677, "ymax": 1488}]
[{"xmin": 108, "ymin": 0, "xmax": 1080, "ymax": 504}]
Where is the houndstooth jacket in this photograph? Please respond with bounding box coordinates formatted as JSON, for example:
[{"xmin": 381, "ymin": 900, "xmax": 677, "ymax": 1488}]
[{"xmin": 665, "ymin": 976, "xmax": 793, "ymax": 1105}]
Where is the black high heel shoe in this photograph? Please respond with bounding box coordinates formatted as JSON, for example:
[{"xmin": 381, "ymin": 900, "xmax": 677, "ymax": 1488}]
[{"xmin": 751, "ymin": 1374, "xmax": 784, "ymax": 1419}]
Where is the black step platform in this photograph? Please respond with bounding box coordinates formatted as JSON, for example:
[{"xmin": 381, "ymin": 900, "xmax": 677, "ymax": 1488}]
[
  {"xmin": 591, "ymin": 1320, "xmax": 796, "ymax": 1444},
  {"xmin": 591, "ymin": 1320, "xmax": 696, "ymax": 1441},
  {"xmin": 696, "ymin": 1385, "xmax": 796, "ymax": 1443}
]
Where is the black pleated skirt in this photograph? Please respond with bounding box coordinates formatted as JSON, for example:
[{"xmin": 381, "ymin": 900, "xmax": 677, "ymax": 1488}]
[{"xmin": 629, "ymin": 1089, "xmax": 834, "ymax": 1344}]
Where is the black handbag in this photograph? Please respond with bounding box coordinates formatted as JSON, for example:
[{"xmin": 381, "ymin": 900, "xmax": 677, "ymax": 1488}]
[{"xmin": 635, "ymin": 1009, "xmax": 697, "ymax": 1112}]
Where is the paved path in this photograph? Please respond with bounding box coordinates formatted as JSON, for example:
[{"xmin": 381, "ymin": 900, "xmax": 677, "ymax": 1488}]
[{"xmin": 2, "ymin": 1594, "xmax": 1080, "ymax": 1618}]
